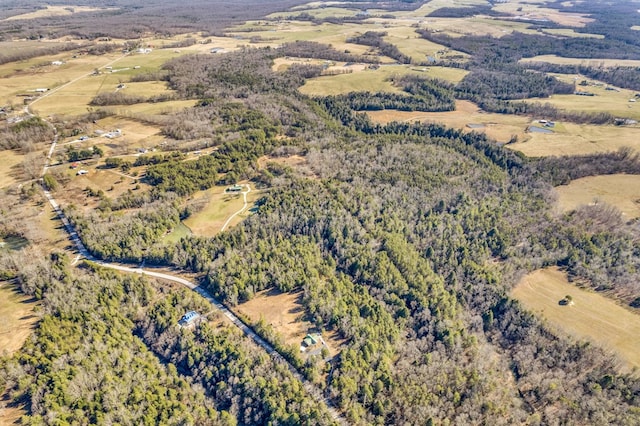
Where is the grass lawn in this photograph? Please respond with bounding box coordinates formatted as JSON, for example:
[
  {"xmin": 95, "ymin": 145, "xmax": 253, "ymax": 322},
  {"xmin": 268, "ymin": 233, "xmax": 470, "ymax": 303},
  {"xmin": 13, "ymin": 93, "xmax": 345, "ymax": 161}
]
[
  {"xmin": 184, "ymin": 184, "xmax": 261, "ymax": 237},
  {"xmin": 512, "ymin": 267, "xmax": 640, "ymax": 371},
  {"xmin": 555, "ymin": 174, "xmax": 640, "ymax": 220},
  {"xmin": 163, "ymin": 222, "xmax": 192, "ymax": 243}
]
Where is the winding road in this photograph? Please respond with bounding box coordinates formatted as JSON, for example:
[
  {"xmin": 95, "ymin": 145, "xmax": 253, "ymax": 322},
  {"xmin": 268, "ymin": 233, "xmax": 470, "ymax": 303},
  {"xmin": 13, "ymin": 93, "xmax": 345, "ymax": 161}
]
[
  {"xmin": 220, "ymin": 184, "xmax": 251, "ymax": 232},
  {"xmin": 32, "ymin": 65, "xmax": 346, "ymax": 424}
]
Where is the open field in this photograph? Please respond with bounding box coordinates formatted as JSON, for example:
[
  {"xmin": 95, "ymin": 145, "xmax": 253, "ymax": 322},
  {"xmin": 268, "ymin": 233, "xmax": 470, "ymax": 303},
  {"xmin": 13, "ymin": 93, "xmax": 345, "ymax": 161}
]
[
  {"xmin": 367, "ymin": 100, "xmax": 530, "ymax": 143},
  {"xmin": 183, "ymin": 184, "xmax": 261, "ymax": 237},
  {"xmin": 509, "ymin": 123, "xmax": 640, "ymax": 157},
  {"xmin": 0, "ymin": 51, "xmax": 124, "ymax": 106},
  {"xmin": 0, "ymin": 281, "xmax": 38, "ymax": 356},
  {"xmin": 512, "ymin": 268, "xmax": 640, "ymax": 371},
  {"xmin": 382, "ymin": 26, "xmax": 469, "ymax": 63},
  {"xmin": 524, "ymin": 76, "xmax": 640, "ymax": 122},
  {"xmin": 0, "ymin": 150, "xmax": 26, "ymax": 189},
  {"xmin": 4, "ymin": 5, "xmax": 118, "ymax": 21},
  {"xmin": 236, "ymin": 288, "xmax": 344, "ymax": 357},
  {"xmin": 555, "ymin": 174, "xmax": 640, "ymax": 220},
  {"xmin": 492, "ymin": 2, "xmax": 594, "ymax": 27},
  {"xmin": 540, "ymin": 28, "xmax": 604, "ymax": 39},
  {"xmin": 299, "ymin": 65, "xmax": 467, "ymax": 96},
  {"xmin": 520, "ymin": 55, "xmax": 640, "ymax": 68}
]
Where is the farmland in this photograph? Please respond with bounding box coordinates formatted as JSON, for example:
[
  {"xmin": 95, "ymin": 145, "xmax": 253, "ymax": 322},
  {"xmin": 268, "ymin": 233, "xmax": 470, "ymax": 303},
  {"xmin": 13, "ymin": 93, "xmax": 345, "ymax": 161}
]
[
  {"xmin": 555, "ymin": 174, "xmax": 640, "ymax": 220},
  {"xmin": 1, "ymin": 0, "xmax": 640, "ymax": 424},
  {"xmin": 512, "ymin": 268, "xmax": 640, "ymax": 371}
]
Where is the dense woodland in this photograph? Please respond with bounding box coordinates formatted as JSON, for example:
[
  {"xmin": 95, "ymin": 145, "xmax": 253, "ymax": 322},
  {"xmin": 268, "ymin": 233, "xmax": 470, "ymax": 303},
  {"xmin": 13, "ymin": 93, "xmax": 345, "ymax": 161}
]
[
  {"xmin": 45, "ymin": 45, "xmax": 640, "ymax": 424},
  {"xmin": 2, "ymin": 0, "xmax": 640, "ymax": 424}
]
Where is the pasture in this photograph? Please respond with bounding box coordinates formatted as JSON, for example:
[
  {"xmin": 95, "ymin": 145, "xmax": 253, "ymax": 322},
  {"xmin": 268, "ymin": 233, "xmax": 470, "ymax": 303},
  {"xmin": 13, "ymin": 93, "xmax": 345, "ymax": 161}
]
[
  {"xmin": 509, "ymin": 122, "xmax": 640, "ymax": 157},
  {"xmin": 4, "ymin": 5, "xmax": 118, "ymax": 21},
  {"xmin": 525, "ymin": 76, "xmax": 640, "ymax": 122},
  {"xmin": 183, "ymin": 184, "xmax": 261, "ymax": 237},
  {"xmin": 237, "ymin": 288, "xmax": 343, "ymax": 357},
  {"xmin": 367, "ymin": 100, "xmax": 530, "ymax": 143},
  {"xmin": 555, "ymin": 174, "xmax": 640, "ymax": 220},
  {"xmin": 0, "ymin": 281, "xmax": 38, "ymax": 356},
  {"xmin": 512, "ymin": 268, "xmax": 640, "ymax": 371},
  {"xmin": 0, "ymin": 150, "xmax": 26, "ymax": 189},
  {"xmin": 299, "ymin": 65, "xmax": 467, "ymax": 96},
  {"xmin": 519, "ymin": 55, "xmax": 640, "ymax": 68}
]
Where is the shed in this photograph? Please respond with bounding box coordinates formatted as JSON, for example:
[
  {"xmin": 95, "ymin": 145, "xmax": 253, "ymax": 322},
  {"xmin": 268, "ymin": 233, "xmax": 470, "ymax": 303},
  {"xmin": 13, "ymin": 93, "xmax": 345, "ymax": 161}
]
[{"xmin": 179, "ymin": 310, "xmax": 200, "ymax": 326}]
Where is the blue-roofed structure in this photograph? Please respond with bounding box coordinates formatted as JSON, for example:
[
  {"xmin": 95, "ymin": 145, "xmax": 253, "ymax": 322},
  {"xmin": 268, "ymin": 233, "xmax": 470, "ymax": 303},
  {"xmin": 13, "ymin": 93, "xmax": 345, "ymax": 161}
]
[{"xmin": 178, "ymin": 310, "xmax": 200, "ymax": 327}]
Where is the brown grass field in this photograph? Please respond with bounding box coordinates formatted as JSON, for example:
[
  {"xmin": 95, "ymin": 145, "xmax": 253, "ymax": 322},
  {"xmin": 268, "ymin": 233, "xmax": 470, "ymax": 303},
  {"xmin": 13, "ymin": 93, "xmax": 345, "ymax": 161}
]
[
  {"xmin": 367, "ymin": 100, "xmax": 530, "ymax": 143},
  {"xmin": 555, "ymin": 174, "xmax": 640, "ymax": 220},
  {"xmin": 520, "ymin": 55, "xmax": 640, "ymax": 68},
  {"xmin": 0, "ymin": 150, "xmax": 26, "ymax": 189},
  {"xmin": 4, "ymin": 5, "xmax": 118, "ymax": 21},
  {"xmin": 0, "ymin": 281, "xmax": 38, "ymax": 356},
  {"xmin": 509, "ymin": 122, "xmax": 640, "ymax": 157},
  {"xmin": 512, "ymin": 267, "xmax": 640, "ymax": 371},
  {"xmin": 299, "ymin": 65, "xmax": 467, "ymax": 96},
  {"xmin": 236, "ymin": 288, "xmax": 344, "ymax": 357},
  {"xmin": 525, "ymin": 73, "xmax": 640, "ymax": 121}
]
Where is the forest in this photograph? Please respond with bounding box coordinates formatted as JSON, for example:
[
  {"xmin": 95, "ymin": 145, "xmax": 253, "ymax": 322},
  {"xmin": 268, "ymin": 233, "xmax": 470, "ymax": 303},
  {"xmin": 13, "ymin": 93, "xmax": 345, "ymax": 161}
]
[
  {"xmin": 37, "ymin": 45, "xmax": 638, "ymax": 424},
  {"xmin": 2, "ymin": 0, "xmax": 640, "ymax": 424}
]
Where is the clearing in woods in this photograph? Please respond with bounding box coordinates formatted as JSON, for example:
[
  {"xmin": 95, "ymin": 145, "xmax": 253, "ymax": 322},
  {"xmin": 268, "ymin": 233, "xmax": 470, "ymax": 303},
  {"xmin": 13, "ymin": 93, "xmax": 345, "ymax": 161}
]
[
  {"xmin": 0, "ymin": 150, "xmax": 26, "ymax": 189},
  {"xmin": 519, "ymin": 55, "xmax": 640, "ymax": 68},
  {"xmin": 508, "ymin": 122, "xmax": 640, "ymax": 157},
  {"xmin": 299, "ymin": 65, "xmax": 467, "ymax": 96},
  {"xmin": 367, "ymin": 100, "xmax": 530, "ymax": 143},
  {"xmin": 554, "ymin": 174, "xmax": 640, "ymax": 220},
  {"xmin": 183, "ymin": 184, "xmax": 261, "ymax": 237},
  {"xmin": 4, "ymin": 6, "xmax": 118, "ymax": 21},
  {"xmin": 512, "ymin": 267, "xmax": 640, "ymax": 371},
  {"xmin": 0, "ymin": 281, "xmax": 38, "ymax": 357},
  {"xmin": 236, "ymin": 289, "xmax": 344, "ymax": 357}
]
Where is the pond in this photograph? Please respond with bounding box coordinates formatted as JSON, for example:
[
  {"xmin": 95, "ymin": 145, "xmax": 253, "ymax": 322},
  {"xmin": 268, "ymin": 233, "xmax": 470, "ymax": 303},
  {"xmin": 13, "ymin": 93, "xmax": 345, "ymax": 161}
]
[{"xmin": 528, "ymin": 125, "xmax": 554, "ymax": 134}]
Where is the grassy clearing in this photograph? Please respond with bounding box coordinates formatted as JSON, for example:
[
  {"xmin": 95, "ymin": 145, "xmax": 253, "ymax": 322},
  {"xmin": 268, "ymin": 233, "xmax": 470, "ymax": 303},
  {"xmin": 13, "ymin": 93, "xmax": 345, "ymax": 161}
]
[
  {"xmin": 524, "ymin": 76, "xmax": 640, "ymax": 122},
  {"xmin": 519, "ymin": 55, "xmax": 640, "ymax": 68},
  {"xmin": 183, "ymin": 184, "xmax": 261, "ymax": 237},
  {"xmin": 0, "ymin": 51, "xmax": 123, "ymax": 106},
  {"xmin": 299, "ymin": 65, "xmax": 431, "ymax": 96},
  {"xmin": 382, "ymin": 26, "xmax": 469, "ymax": 63},
  {"xmin": 268, "ymin": 6, "xmax": 359, "ymax": 20},
  {"xmin": 0, "ymin": 281, "xmax": 38, "ymax": 357},
  {"xmin": 512, "ymin": 268, "xmax": 640, "ymax": 371},
  {"xmin": 541, "ymin": 28, "xmax": 604, "ymax": 38},
  {"xmin": 4, "ymin": 5, "xmax": 118, "ymax": 21},
  {"xmin": 48, "ymin": 165, "xmax": 148, "ymax": 215},
  {"xmin": 367, "ymin": 100, "xmax": 530, "ymax": 143},
  {"xmin": 492, "ymin": 2, "xmax": 593, "ymax": 27},
  {"xmin": 555, "ymin": 174, "xmax": 640, "ymax": 220},
  {"xmin": 236, "ymin": 289, "xmax": 344, "ymax": 357},
  {"xmin": 509, "ymin": 123, "xmax": 640, "ymax": 157},
  {"xmin": 0, "ymin": 150, "xmax": 26, "ymax": 189},
  {"xmin": 163, "ymin": 222, "xmax": 192, "ymax": 243}
]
